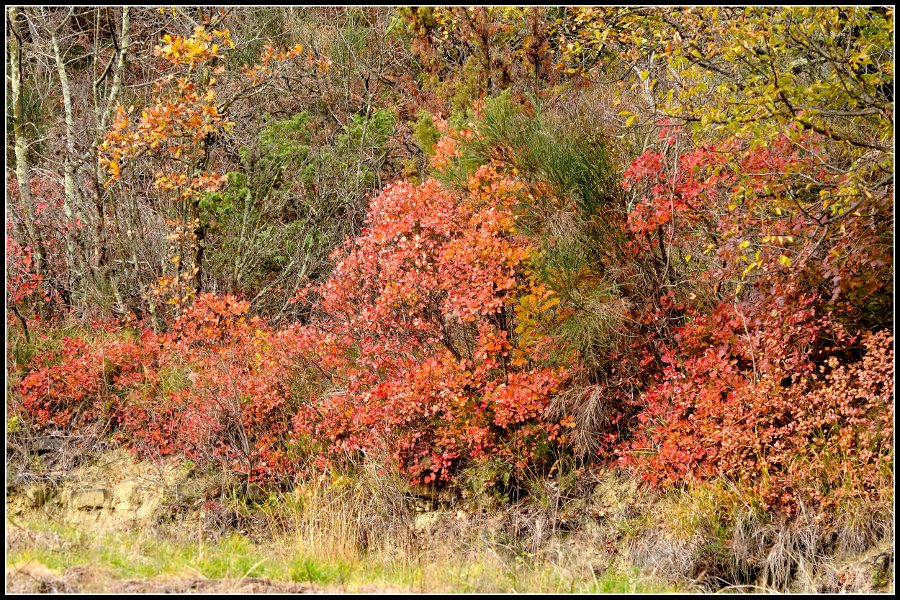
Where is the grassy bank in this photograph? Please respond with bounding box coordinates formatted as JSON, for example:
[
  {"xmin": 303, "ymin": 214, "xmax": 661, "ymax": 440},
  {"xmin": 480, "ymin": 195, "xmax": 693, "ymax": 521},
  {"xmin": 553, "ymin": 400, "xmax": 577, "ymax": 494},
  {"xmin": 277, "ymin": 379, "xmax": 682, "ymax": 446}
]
[
  {"xmin": 6, "ymin": 444, "xmax": 892, "ymax": 594},
  {"xmin": 6, "ymin": 516, "xmax": 676, "ymax": 593}
]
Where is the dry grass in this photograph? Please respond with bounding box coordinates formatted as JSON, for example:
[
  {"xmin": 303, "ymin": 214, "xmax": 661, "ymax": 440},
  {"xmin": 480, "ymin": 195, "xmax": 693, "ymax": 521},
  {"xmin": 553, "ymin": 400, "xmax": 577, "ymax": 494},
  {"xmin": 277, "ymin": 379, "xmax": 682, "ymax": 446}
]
[
  {"xmin": 627, "ymin": 478, "xmax": 895, "ymax": 593},
  {"xmin": 5, "ymin": 440, "xmax": 892, "ymax": 594},
  {"xmin": 262, "ymin": 456, "xmax": 415, "ymax": 562}
]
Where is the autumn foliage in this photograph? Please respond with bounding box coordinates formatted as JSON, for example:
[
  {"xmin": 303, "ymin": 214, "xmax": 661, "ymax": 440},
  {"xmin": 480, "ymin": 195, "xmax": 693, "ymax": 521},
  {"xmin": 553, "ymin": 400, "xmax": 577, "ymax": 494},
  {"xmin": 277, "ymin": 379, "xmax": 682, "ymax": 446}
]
[
  {"xmin": 6, "ymin": 8, "xmax": 893, "ymax": 519},
  {"xmin": 616, "ymin": 125, "xmax": 894, "ymax": 510},
  {"xmin": 6, "ymin": 235, "xmax": 45, "ymax": 317},
  {"xmin": 14, "ymin": 168, "xmax": 571, "ymax": 486},
  {"xmin": 12, "ymin": 117, "xmax": 894, "ymax": 508},
  {"xmin": 17, "ymin": 296, "xmax": 305, "ymax": 484},
  {"xmin": 290, "ymin": 167, "xmax": 569, "ymax": 484}
]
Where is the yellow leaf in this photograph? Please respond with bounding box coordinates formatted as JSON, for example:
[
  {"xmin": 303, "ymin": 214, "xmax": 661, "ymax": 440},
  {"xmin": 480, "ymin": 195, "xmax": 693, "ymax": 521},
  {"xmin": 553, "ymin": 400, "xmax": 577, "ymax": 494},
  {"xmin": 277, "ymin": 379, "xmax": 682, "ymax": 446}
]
[
  {"xmin": 779, "ymin": 255, "xmax": 791, "ymax": 267},
  {"xmin": 540, "ymin": 297, "xmax": 560, "ymax": 311}
]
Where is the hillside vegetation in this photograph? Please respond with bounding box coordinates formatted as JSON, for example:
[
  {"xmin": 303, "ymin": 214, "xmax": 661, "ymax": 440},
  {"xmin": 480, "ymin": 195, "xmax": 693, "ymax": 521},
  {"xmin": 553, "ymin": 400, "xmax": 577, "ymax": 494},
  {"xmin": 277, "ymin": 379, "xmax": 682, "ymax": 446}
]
[{"xmin": 6, "ymin": 7, "xmax": 894, "ymax": 593}]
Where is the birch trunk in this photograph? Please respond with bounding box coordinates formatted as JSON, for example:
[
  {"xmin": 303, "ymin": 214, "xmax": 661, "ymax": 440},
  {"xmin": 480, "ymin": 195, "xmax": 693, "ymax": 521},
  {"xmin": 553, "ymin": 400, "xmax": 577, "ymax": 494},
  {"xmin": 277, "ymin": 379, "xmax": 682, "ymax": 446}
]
[
  {"xmin": 51, "ymin": 24, "xmax": 79, "ymax": 288},
  {"xmin": 8, "ymin": 6, "xmax": 45, "ymax": 275}
]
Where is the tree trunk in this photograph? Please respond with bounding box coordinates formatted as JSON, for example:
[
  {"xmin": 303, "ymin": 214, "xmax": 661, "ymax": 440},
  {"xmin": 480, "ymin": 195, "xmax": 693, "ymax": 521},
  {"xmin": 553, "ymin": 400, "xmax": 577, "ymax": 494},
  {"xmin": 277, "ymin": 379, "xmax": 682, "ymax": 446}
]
[
  {"xmin": 52, "ymin": 23, "xmax": 80, "ymax": 295},
  {"xmin": 8, "ymin": 6, "xmax": 45, "ymax": 276},
  {"xmin": 90, "ymin": 7, "xmax": 130, "ymax": 278}
]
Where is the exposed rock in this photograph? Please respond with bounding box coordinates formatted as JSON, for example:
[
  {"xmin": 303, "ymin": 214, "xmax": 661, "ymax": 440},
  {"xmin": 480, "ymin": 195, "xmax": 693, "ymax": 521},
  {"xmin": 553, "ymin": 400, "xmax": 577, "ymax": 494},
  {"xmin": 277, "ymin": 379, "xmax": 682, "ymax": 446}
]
[
  {"xmin": 5, "ymin": 565, "xmax": 325, "ymax": 594},
  {"xmin": 171, "ymin": 473, "xmax": 220, "ymax": 504},
  {"xmin": 413, "ymin": 509, "xmax": 443, "ymax": 533},
  {"xmin": 24, "ymin": 483, "xmax": 55, "ymax": 507},
  {"xmin": 814, "ymin": 542, "xmax": 895, "ymax": 593},
  {"xmin": 70, "ymin": 488, "xmax": 112, "ymax": 510},
  {"xmin": 35, "ymin": 436, "xmax": 64, "ymax": 454}
]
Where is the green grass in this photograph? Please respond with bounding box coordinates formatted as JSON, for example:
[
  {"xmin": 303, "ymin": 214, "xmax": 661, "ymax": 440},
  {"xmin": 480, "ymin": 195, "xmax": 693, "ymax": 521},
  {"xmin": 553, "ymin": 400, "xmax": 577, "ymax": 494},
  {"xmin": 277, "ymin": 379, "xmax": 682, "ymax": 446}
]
[{"xmin": 6, "ymin": 517, "xmax": 678, "ymax": 593}]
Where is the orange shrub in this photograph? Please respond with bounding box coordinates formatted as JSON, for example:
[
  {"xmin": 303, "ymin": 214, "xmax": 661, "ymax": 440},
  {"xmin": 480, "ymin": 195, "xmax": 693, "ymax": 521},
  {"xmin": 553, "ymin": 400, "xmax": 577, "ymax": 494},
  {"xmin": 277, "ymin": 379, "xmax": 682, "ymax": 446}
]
[{"xmin": 291, "ymin": 168, "xmax": 570, "ymax": 484}]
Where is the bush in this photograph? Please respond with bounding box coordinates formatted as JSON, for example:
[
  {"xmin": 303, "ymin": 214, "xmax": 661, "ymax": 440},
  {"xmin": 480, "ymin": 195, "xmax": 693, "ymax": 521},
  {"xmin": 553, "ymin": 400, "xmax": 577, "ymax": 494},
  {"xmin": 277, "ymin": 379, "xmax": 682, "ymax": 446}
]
[
  {"xmin": 18, "ymin": 333, "xmax": 158, "ymax": 431},
  {"xmin": 291, "ymin": 167, "xmax": 571, "ymax": 485},
  {"xmin": 15, "ymin": 295, "xmax": 307, "ymax": 486},
  {"xmin": 117, "ymin": 294, "xmax": 307, "ymax": 484},
  {"xmin": 617, "ymin": 126, "xmax": 894, "ymax": 512}
]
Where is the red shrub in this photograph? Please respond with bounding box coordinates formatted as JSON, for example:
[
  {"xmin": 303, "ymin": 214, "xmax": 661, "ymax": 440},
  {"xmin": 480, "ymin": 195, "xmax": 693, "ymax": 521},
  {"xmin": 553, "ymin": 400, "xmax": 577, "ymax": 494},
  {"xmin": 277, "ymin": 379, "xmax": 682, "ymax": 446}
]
[
  {"xmin": 6, "ymin": 236, "xmax": 44, "ymax": 310},
  {"xmin": 291, "ymin": 167, "xmax": 569, "ymax": 484},
  {"xmin": 18, "ymin": 335, "xmax": 158, "ymax": 430},
  {"xmin": 15, "ymin": 294, "xmax": 305, "ymax": 485},
  {"xmin": 118, "ymin": 294, "xmax": 306, "ymax": 484},
  {"xmin": 618, "ymin": 128, "xmax": 894, "ymax": 511}
]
